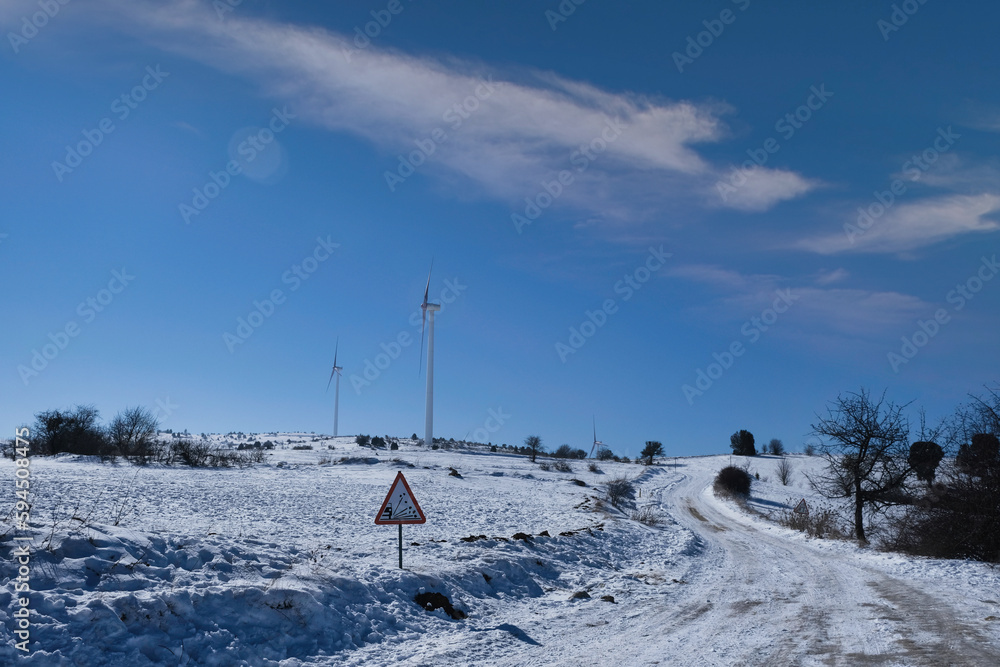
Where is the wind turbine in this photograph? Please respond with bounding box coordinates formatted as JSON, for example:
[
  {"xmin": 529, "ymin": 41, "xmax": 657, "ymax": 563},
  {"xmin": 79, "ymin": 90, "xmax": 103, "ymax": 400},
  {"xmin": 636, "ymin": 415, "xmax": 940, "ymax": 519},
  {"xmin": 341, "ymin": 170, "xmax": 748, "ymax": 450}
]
[
  {"xmin": 419, "ymin": 264, "xmax": 441, "ymax": 449},
  {"xmin": 589, "ymin": 416, "xmax": 604, "ymax": 459},
  {"xmin": 326, "ymin": 338, "xmax": 343, "ymax": 437}
]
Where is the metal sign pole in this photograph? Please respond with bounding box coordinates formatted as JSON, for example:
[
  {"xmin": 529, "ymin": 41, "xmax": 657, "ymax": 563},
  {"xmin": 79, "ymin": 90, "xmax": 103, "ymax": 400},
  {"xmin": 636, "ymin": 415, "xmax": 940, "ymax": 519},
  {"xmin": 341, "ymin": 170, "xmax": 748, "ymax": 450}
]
[{"xmin": 398, "ymin": 524, "xmax": 403, "ymax": 568}]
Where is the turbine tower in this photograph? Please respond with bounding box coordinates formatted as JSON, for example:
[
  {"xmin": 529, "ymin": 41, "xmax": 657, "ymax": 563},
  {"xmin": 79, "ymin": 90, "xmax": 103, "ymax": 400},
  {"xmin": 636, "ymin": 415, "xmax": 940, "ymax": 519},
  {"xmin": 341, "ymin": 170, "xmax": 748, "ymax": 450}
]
[
  {"xmin": 326, "ymin": 338, "xmax": 343, "ymax": 437},
  {"xmin": 419, "ymin": 265, "xmax": 441, "ymax": 449},
  {"xmin": 589, "ymin": 416, "xmax": 604, "ymax": 459}
]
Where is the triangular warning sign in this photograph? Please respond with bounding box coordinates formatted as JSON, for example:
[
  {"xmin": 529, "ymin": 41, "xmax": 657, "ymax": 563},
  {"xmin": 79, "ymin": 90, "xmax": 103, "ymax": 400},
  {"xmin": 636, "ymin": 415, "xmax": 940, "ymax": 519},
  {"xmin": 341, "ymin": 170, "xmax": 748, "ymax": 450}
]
[
  {"xmin": 794, "ymin": 498, "xmax": 809, "ymax": 515},
  {"xmin": 374, "ymin": 472, "xmax": 427, "ymax": 525}
]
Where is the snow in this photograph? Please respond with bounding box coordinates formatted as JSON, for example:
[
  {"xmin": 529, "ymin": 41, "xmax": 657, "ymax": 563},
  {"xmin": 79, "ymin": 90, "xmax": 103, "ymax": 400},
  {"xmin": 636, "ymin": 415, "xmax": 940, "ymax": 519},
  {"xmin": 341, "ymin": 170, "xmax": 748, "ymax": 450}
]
[{"xmin": 2, "ymin": 438, "xmax": 999, "ymax": 665}]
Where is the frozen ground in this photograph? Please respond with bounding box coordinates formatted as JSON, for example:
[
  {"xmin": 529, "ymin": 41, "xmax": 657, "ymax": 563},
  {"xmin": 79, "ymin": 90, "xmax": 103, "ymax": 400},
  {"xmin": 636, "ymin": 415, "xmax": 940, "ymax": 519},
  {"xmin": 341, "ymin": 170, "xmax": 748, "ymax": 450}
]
[{"xmin": 2, "ymin": 437, "xmax": 999, "ymax": 665}]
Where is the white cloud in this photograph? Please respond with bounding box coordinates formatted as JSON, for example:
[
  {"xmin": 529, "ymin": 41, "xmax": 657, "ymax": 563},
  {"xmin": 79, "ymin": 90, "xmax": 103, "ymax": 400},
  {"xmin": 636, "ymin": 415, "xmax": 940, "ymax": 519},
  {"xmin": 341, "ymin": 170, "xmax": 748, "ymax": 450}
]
[
  {"xmin": 795, "ymin": 194, "xmax": 1000, "ymax": 255},
  {"xmin": 78, "ymin": 0, "xmax": 815, "ymax": 218},
  {"xmin": 711, "ymin": 167, "xmax": 818, "ymax": 212}
]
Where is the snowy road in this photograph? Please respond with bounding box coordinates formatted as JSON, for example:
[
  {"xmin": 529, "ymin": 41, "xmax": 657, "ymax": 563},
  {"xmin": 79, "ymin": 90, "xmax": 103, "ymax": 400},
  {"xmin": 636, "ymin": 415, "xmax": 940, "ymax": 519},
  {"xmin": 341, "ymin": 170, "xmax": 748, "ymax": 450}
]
[{"xmin": 506, "ymin": 463, "xmax": 1000, "ymax": 667}]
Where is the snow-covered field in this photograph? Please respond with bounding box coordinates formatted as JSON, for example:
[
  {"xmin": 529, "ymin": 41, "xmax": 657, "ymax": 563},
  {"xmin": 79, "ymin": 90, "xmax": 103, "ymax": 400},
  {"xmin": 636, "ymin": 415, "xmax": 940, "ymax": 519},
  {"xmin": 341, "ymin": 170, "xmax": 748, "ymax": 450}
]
[{"xmin": 2, "ymin": 437, "xmax": 999, "ymax": 665}]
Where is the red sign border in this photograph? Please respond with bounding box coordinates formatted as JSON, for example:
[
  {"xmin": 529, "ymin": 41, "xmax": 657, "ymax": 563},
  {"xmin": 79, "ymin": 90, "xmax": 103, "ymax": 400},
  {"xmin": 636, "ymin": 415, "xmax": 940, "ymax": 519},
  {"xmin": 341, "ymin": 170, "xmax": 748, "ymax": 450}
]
[{"xmin": 374, "ymin": 471, "xmax": 427, "ymax": 525}]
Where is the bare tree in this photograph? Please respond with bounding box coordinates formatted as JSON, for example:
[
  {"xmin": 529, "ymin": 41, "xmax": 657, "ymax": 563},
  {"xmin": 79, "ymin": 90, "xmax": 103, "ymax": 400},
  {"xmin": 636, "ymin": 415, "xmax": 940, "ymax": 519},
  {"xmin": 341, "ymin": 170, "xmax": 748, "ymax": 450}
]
[
  {"xmin": 524, "ymin": 435, "xmax": 543, "ymax": 463},
  {"xmin": 776, "ymin": 457, "xmax": 793, "ymax": 485},
  {"xmin": 810, "ymin": 388, "xmax": 912, "ymax": 543},
  {"xmin": 108, "ymin": 406, "xmax": 160, "ymax": 464},
  {"xmin": 768, "ymin": 438, "xmax": 785, "ymax": 456}
]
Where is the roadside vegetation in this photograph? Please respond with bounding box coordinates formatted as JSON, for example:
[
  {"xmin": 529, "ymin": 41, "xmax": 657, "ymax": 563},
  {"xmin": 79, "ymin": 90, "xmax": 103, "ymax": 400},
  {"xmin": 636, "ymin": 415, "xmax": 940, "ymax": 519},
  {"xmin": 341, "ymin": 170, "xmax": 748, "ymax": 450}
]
[{"xmin": 712, "ymin": 382, "xmax": 1000, "ymax": 563}]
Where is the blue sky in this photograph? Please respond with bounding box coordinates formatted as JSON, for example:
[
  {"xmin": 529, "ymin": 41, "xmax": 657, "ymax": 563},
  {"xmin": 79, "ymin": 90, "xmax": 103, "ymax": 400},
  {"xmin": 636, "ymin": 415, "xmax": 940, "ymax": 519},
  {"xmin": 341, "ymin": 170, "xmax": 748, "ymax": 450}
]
[{"xmin": 3, "ymin": 0, "xmax": 999, "ymax": 458}]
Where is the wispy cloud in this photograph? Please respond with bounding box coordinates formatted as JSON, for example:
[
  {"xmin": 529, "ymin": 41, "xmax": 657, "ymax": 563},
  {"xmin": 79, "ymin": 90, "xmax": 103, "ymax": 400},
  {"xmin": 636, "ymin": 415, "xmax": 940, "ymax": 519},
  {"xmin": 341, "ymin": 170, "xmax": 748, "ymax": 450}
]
[
  {"xmin": 68, "ymin": 0, "xmax": 814, "ymax": 220},
  {"xmin": 710, "ymin": 168, "xmax": 818, "ymax": 212},
  {"xmin": 671, "ymin": 264, "xmax": 929, "ymax": 338},
  {"xmin": 795, "ymin": 193, "xmax": 1000, "ymax": 255}
]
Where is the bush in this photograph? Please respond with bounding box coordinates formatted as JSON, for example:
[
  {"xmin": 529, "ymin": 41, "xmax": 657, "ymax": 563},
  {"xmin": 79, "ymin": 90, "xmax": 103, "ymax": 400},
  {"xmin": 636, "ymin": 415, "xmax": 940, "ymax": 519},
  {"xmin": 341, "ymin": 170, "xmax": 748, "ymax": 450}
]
[
  {"xmin": 292, "ymin": 445, "xmax": 313, "ymax": 450},
  {"xmin": 714, "ymin": 466, "xmax": 752, "ymax": 497},
  {"xmin": 596, "ymin": 448, "xmax": 615, "ymax": 461},
  {"xmin": 107, "ymin": 406, "xmax": 161, "ymax": 463},
  {"xmin": 605, "ymin": 476, "xmax": 634, "ymax": 508},
  {"xmin": 356, "ymin": 435, "xmax": 371, "ymax": 447},
  {"xmin": 553, "ymin": 460, "xmax": 573, "ymax": 473},
  {"xmin": 33, "ymin": 405, "xmax": 108, "ymax": 456},
  {"xmin": 554, "ymin": 444, "xmax": 574, "ymax": 458},
  {"xmin": 779, "ymin": 505, "xmax": 846, "ymax": 539},
  {"xmin": 371, "ymin": 436, "xmax": 387, "ymax": 449},
  {"xmin": 768, "ymin": 438, "xmax": 785, "ymax": 456},
  {"xmin": 956, "ymin": 433, "xmax": 999, "ymax": 474},
  {"xmin": 631, "ymin": 507, "xmax": 660, "ymax": 526},
  {"xmin": 171, "ymin": 440, "xmax": 212, "ymax": 467},
  {"xmin": 588, "ymin": 462, "xmax": 601, "ymax": 474},
  {"xmin": 730, "ymin": 430, "xmax": 756, "ymax": 456}
]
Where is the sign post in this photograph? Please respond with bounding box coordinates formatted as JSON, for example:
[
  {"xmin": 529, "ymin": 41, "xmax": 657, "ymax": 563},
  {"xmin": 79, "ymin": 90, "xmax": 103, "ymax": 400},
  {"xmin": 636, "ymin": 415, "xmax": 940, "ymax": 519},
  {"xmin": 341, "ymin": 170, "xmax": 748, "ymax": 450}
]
[{"xmin": 374, "ymin": 472, "xmax": 427, "ymax": 569}]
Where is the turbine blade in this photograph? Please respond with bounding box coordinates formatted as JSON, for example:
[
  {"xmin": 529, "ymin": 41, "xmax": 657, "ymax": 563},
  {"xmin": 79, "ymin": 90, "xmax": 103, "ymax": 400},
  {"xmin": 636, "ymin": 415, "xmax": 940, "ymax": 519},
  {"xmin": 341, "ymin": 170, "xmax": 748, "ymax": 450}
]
[
  {"xmin": 419, "ymin": 261, "xmax": 432, "ymax": 375},
  {"xmin": 326, "ymin": 367, "xmax": 337, "ymax": 393},
  {"xmin": 333, "ymin": 337, "xmax": 339, "ymax": 369},
  {"xmin": 423, "ymin": 260, "xmax": 433, "ymax": 306}
]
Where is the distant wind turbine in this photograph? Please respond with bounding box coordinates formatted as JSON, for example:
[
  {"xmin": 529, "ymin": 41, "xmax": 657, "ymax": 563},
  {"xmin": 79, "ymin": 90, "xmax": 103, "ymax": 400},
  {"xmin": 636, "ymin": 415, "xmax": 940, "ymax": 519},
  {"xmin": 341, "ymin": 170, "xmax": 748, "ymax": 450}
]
[
  {"xmin": 589, "ymin": 416, "xmax": 604, "ymax": 459},
  {"xmin": 419, "ymin": 264, "xmax": 441, "ymax": 449},
  {"xmin": 326, "ymin": 338, "xmax": 343, "ymax": 437}
]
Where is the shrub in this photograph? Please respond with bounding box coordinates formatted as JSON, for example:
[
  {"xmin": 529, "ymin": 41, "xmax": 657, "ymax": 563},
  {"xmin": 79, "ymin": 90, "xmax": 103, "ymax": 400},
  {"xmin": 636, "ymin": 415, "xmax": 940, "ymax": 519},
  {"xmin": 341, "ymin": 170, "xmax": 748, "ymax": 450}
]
[
  {"xmin": 554, "ymin": 460, "xmax": 573, "ymax": 473},
  {"xmin": 779, "ymin": 505, "xmax": 847, "ymax": 539},
  {"xmin": 108, "ymin": 406, "xmax": 161, "ymax": 463},
  {"xmin": 588, "ymin": 462, "xmax": 601, "ymax": 474},
  {"xmin": 356, "ymin": 435, "xmax": 371, "ymax": 447},
  {"xmin": 714, "ymin": 466, "xmax": 752, "ymax": 497},
  {"xmin": 291, "ymin": 445, "xmax": 313, "ymax": 450},
  {"xmin": 371, "ymin": 436, "xmax": 387, "ymax": 449},
  {"xmin": 537, "ymin": 462, "xmax": 550, "ymax": 471},
  {"xmin": 33, "ymin": 405, "xmax": 108, "ymax": 456},
  {"xmin": 605, "ymin": 476, "xmax": 634, "ymax": 508},
  {"xmin": 596, "ymin": 448, "xmax": 615, "ymax": 461},
  {"xmin": 554, "ymin": 444, "xmax": 574, "ymax": 458},
  {"xmin": 768, "ymin": 438, "xmax": 785, "ymax": 456},
  {"xmin": 631, "ymin": 507, "xmax": 660, "ymax": 526},
  {"xmin": 171, "ymin": 440, "xmax": 212, "ymax": 467},
  {"xmin": 956, "ymin": 433, "xmax": 999, "ymax": 474}
]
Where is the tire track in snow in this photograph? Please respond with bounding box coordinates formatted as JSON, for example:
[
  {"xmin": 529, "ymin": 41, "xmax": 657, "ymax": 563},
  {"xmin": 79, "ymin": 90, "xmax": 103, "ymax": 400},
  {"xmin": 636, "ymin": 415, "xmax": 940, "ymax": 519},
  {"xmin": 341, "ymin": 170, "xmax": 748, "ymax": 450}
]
[{"xmin": 650, "ymin": 465, "xmax": 1000, "ymax": 666}]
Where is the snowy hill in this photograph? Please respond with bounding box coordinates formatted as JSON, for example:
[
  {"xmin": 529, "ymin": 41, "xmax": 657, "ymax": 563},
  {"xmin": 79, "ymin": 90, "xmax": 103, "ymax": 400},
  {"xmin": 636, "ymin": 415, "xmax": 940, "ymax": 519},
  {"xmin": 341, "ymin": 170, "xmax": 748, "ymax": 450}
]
[{"xmin": 2, "ymin": 438, "xmax": 999, "ymax": 665}]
